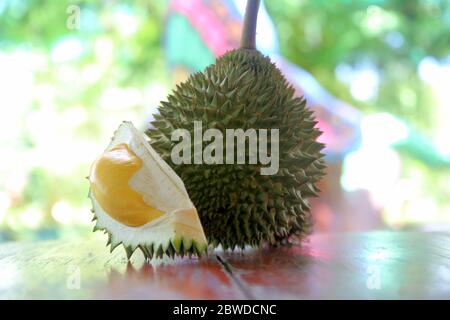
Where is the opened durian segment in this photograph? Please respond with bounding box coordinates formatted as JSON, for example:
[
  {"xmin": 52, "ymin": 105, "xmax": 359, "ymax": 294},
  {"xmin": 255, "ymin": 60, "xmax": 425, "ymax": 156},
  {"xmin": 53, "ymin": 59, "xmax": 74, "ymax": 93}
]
[{"xmin": 89, "ymin": 121, "xmax": 208, "ymax": 259}]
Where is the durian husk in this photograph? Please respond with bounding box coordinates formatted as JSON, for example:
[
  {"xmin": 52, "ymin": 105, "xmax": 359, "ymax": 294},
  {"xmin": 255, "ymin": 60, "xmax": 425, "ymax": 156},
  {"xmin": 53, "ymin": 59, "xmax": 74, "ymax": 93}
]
[{"xmin": 147, "ymin": 49, "xmax": 326, "ymax": 250}]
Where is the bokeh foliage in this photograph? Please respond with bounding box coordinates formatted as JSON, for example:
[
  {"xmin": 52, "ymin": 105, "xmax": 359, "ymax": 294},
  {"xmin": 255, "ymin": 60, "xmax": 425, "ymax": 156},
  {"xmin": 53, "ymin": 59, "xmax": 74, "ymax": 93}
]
[{"xmin": 266, "ymin": 0, "xmax": 450, "ymax": 133}]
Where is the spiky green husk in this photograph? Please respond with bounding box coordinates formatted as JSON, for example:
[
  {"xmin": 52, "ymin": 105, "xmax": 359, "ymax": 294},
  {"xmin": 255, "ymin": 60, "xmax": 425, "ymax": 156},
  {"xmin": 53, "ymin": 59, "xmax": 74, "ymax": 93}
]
[
  {"xmin": 91, "ymin": 213, "xmax": 207, "ymax": 260},
  {"xmin": 147, "ymin": 49, "xmax": 326, "ymax": 250}
]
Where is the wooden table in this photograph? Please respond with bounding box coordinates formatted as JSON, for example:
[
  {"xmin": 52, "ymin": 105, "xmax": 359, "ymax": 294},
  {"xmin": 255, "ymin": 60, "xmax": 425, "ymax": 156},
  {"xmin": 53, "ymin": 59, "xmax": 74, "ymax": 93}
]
[{"xmin": 0, "ymin": 231, "xmax": 449, "ymax": 299}]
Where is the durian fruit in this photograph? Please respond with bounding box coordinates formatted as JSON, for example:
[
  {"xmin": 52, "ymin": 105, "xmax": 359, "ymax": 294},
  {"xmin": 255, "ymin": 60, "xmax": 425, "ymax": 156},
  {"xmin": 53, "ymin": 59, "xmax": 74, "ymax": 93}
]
[
  {"xmin": 147, "ymin": 0, "xmax": 326, "ymax": 250},
  {"xmin": 88, "ymin": 121, "xmax": 208, "ymax": 259}
]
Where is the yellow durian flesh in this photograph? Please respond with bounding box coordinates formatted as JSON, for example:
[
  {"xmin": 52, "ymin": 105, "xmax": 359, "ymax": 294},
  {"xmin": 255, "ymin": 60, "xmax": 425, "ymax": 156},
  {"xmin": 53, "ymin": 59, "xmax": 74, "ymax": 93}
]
[{"xmin": 90, "ymin": 143, "xmax": 164, "ymax": 227}]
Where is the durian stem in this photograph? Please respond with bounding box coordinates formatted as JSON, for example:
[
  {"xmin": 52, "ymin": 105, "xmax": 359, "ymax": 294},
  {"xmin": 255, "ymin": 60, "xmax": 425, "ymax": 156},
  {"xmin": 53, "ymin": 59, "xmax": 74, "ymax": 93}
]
[{"xmin": 240, "ymin": 0, "xmax": 261, "ymax": 50}]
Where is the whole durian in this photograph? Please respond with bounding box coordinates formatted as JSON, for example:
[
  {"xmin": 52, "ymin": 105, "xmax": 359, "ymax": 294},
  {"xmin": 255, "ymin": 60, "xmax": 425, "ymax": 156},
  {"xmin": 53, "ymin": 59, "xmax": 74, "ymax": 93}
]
[{"xmin": 147, "ymin": 0, "xmax": 325, "ymax": 250}]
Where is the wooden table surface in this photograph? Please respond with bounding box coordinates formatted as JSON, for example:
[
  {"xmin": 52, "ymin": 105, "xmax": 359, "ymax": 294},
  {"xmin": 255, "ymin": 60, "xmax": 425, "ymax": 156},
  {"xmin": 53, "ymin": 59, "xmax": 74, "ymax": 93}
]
[{"xmin": 0, "ymin": 231, "xmax": 449, "ymax": 299}]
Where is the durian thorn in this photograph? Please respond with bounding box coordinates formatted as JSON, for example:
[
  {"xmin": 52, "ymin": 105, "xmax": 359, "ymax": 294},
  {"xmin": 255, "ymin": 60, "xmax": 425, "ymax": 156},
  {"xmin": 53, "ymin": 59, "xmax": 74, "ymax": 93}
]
[
  {"xmin": 240, "ymin": 0, "xmax": 261, "ymax": 50},
  {"xmin": 124, "ymin": 246, "xmax": 134, "ymax": 260},
  {"xmin": 139, "ymin": 245, "xmax": 152, "ymax": 260},
  {"xmin": 110, "ymin": 241, "xmax": 121, "ymax": 253}
]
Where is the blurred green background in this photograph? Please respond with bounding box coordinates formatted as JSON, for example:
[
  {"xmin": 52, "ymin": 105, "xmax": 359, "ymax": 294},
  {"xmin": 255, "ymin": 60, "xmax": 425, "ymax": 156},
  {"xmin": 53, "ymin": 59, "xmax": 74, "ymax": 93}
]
[{"xmin": 0, "ymin": 0, "xmax": 449, "ymax": 243}]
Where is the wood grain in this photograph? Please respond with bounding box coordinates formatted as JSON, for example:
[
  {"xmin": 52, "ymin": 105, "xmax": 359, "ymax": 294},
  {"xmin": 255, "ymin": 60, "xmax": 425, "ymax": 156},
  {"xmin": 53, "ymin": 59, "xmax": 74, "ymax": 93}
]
[{"xmin": 0, "ymin": 231, "xmax": 449, "ymax": 299}]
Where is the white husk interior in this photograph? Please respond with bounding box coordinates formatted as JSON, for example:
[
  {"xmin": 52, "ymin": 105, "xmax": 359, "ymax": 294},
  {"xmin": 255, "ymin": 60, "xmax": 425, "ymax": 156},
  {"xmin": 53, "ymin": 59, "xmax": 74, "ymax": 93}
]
[{"xmin": 110, "ymin": 121, "xmax": 192, "ymax": 213}]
